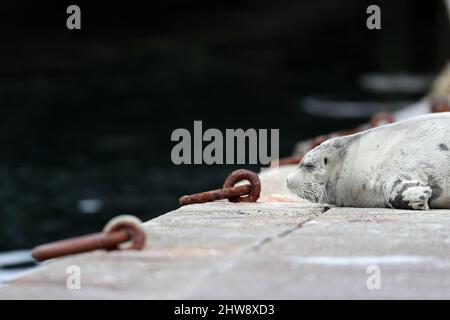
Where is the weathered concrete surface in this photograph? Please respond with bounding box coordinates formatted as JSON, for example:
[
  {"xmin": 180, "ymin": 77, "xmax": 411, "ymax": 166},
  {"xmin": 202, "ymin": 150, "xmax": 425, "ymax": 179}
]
[
  {"xmin": 186, "ymin": 207, "xmax": 450, "ymax": 299},
  {"xmin": 0, "ymin": 202, "xmax": 324, "ymax": 299},
  {"xmin": 2, "ymin": 203, "xmax": 450, "ymax": 299}
]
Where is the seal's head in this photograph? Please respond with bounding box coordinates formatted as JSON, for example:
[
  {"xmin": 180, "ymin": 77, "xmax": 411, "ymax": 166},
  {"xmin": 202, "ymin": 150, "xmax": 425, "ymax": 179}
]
[{"xmin": 286, "ymin": 138, "xmax": 345, "ymax": 203}]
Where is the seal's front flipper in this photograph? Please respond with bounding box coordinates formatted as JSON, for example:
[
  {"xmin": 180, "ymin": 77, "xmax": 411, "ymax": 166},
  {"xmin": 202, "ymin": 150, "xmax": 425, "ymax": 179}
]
[{"xmin": 386, "ymin": 179, "xmax": 432, "ymax": 210}]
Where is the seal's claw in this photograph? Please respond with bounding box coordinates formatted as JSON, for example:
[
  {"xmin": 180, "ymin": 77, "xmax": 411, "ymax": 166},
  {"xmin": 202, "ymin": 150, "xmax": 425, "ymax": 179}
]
[
  {"xmin": 388, "ymin": 180, "xmax": 432, "ymax": 210},
  {"xmin": 401, "ymin": 185, "xmax": 432, "ymax": 210}
]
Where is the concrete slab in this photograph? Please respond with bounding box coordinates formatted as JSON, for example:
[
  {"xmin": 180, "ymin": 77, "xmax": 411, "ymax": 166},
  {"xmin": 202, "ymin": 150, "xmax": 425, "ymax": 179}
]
[
  {"xmin": 0, "ymin": 202, "xmax": 326, "ymax": 299},
  {"xmin": 2, "ymin": 204, "xmax": 450, "ymax": 299},
  {"xmin": 184, "ymin": 207, "xmax": 450, "ymax": 299}
]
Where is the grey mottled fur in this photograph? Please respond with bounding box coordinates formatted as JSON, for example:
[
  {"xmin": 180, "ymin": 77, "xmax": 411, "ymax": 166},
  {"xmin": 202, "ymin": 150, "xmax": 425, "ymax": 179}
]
[{"xmin": 286, "ymin": 113, "xmax": 450, "ymax": 210}]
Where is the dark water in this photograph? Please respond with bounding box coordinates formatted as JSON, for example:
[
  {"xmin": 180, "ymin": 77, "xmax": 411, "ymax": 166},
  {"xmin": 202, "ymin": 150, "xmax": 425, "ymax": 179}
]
[{"xmin": 0, "ymin": 0, "xmax": 448, "ymax": 252}]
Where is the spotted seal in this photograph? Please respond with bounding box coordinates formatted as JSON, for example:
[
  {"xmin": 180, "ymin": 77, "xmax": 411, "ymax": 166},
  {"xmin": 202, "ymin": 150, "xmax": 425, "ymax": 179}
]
[{"xmin": 286, "ymin": 113, "xmax": 450, "ymax": 210}]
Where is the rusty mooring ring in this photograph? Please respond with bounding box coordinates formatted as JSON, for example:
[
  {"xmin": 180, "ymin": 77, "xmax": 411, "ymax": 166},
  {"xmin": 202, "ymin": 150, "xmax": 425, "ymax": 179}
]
[
  {"xmin": 31, "ymin": 215, "xmax": 146, "ymax": 261},
  {"xmin": 179, "ymin": 169, "xmax": 261, "ymax": 205},
  {"xmin": 222, "ymin": 169, "xmax": 261, "ymax": 203},
  {"xmin": 103, "ymin": 215, "xmax": 146, "ymax": 251}
]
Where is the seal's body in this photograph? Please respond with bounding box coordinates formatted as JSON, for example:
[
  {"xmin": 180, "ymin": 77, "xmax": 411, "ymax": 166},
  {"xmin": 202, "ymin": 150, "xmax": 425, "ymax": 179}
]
[{"xmin": 286, "ymin": 113, "xmax": 450, "ymax": 210}]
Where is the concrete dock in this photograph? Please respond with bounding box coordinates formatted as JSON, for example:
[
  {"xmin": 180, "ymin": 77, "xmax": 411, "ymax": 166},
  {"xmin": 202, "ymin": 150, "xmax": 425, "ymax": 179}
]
[{"xmin": 2, "ymin": 201, "xmax": 450, "ymax": 299}]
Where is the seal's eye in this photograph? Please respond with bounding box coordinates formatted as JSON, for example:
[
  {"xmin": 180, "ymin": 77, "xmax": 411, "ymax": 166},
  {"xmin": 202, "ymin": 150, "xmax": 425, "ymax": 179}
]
[
  {"xmin": 302, "ymin": 163, "xmax": 315, "ymax": 170},
  {"xmin": 324, "ymin": 157, "xmax": 328, "ymax": 165}
]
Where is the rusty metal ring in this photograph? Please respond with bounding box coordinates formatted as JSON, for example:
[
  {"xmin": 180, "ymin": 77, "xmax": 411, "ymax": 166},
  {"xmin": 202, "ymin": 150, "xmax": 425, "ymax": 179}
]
[
  {"xmin": 31, "ymin": 215, "xmax": 146, "ymax": 261},
  {"xmin": 103, "ymin": 215, "xmax": 146, "ymax": 250},
  {"xmin": 222, "ymin": 169, "xmax": 261, "ymax": 203}
]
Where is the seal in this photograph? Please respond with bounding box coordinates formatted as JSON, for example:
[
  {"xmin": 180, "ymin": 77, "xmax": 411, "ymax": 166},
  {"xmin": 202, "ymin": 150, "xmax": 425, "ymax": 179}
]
[{"xmin": 286, "ymin": 113, "xmax": 450, "ymax": 210}]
